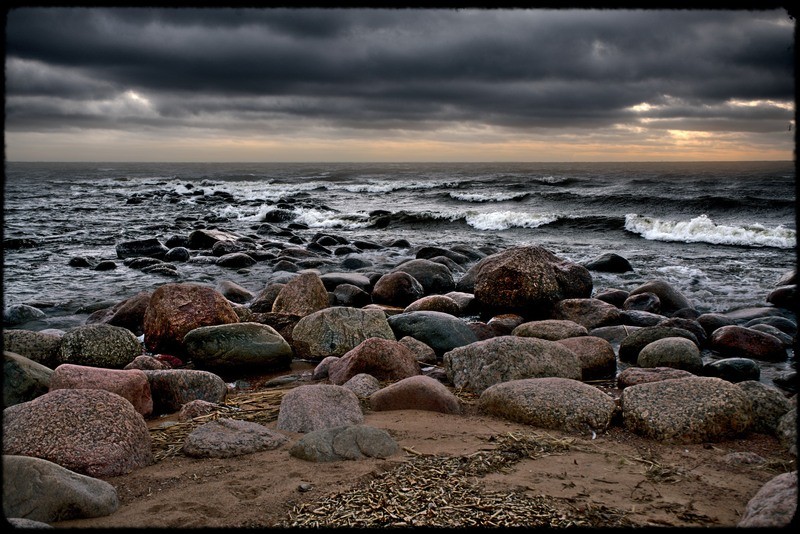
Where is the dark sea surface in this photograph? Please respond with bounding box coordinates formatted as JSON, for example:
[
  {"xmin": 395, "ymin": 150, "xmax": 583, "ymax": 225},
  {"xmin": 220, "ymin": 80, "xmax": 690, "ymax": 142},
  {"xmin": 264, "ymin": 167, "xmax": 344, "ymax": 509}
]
[{"xmin": 3, "ymin": 161, "xmax": 796, "ymax": 382}]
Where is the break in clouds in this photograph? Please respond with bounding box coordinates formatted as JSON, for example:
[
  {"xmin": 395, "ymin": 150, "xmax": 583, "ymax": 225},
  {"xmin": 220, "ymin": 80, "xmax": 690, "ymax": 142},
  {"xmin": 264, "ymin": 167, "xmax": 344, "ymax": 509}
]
[{"xmin": 4, "ymin": 8, "xmax": 795, "ymax": 147}]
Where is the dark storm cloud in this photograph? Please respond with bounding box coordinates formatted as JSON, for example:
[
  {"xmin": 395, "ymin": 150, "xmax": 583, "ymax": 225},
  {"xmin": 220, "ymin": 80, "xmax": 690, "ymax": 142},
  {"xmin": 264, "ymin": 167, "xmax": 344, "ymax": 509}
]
[{"xmin": 4, "ymin": 7, "xmax": 795, "ymax": 135}]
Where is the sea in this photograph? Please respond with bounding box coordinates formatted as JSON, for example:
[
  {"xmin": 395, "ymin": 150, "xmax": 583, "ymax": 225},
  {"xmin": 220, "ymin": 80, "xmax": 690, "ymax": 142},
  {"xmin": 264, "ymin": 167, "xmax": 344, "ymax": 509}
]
[{"xmin": 2, "ymin": 161, "xmax": 796, "ymax": 381}]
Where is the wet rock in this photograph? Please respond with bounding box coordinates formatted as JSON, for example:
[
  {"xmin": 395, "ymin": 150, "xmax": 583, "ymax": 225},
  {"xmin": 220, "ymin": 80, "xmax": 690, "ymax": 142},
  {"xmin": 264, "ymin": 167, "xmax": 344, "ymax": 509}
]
[
  {"xmin": 583, "ymin": 252, "xmax": 633, "ymax": 273},
  {"xmin": 115, "ymin": 238, "xmax": 168, "ymax": 260},
  {"xmin": 702, "ymin": 357, "xmax": 761, "ymax": 383},
  {"xmin": 392, "ymin": 258, "xmax": 455, "ymax": 295},
  {"xmin": 709, "ymin": 325, "xmax": 787, "ymax": 362},
  {"xmin": 403, "ymin": 294, "xmax": 460, "ymax": 316},
  {"xmin": 183, "ymin": 322, "xmax": 293, "ymax": 373},
  {"xmin": 271, "ymin": 271, "xmax": 329, "ymax": 316},
  {"xmin": 628, "ymin": 279, "xmax": 692, "ymax": 315},
  {"xmin": 387, "ymin": 311, "xmax": 478, "ymax": 357},
  {"xmin": 3, "ymin": 304, "xmax": 46, "ymax": 326},
  {"xmin": 623, "ymin": 292, "xmax": 661, "ymax": 314},
  {"xmin": 618, "ymin": 326, "xmax": 699, "ymax": 364},
  {"xmin": 371, "ymin": 271, "xmax": 425, "ymax": 307}
]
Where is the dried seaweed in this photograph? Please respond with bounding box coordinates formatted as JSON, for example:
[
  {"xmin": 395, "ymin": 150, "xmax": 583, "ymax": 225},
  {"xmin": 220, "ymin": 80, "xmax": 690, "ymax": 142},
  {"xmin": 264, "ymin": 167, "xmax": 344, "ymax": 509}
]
[{"xmin": 277, "ymin": 432, "xmax": 636, "ymax": 528}]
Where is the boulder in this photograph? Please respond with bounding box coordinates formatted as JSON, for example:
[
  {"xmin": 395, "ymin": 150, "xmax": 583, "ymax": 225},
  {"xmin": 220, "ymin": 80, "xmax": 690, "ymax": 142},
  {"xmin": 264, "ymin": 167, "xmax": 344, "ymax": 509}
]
[
  {"xmin": 470, "ymin": 246, "xmax": 592, "ymax": 317},
  {"xmin": 636, "ymin": 337, "xmax": 704, "ymax": 374},
  {"xmin": 276, "ymin": 384, "xmax": 364, "ymax": 433},
  {"xmin": 479, "ymin": 377, "xmax": 616, "ymax": 433},
  {"xmin": 3, "ymin": 389, "xmax": 153, "ymax": 477},
  {"xmin": 3, "ymin": 351, "xmax": 53, "ymax": 408},
  {"xmin": 328, "ymin": 337, "xmax": 420, "ymax": 385},
  {"xmin": 342, "ymin": 373, "xmax": 382, "ymax": 398},
  {"xmin": 621, "ymin": 377, "xmax": 753, "ymax": 443},
  {"xmin": 291, "ymin": 307, "xmax": 395, "ymax": 361},
  {"xmin": 59, "ymin": 324, "xmax": 143, "ymax": 369},
  {"xmin": 777, "ymin": 408, "xmax": 797, "ymax": 456},
  {"xmin": 85, "ymin": 291, "xmax": 152, "ymax": 336},
  {"xmin": 2, "ymin": 329, "xmax": 62, "ymax": 368},
  {"xmin": 143, "ymin": 283, "xmax": 240, "ymax": 356},
  {"xmin": 398, "ymin": 336, "xmax": 437, "ymax": 365},
  {"xmin": 182, "ymin": 418, "xmax": 289, "ymax": 458},
  {"xmin": 2, "ymin": 455, "xmax": 119, "ymax": 523},
  {"xmin": 697, "ymin": 313, "xmax": 736, "ymax": 337},
  {"xmin": 186, "ymin": 228, "xmax": 241, "ymax": 250},
  {"xmin": 183, "ymin": 322, "xmax": 293, "ymax": 372},
  {"xmin": 550, "ymin": 298, "xmax": 622, "ymax": 330},
  {"xmin": 332, "ymin": 283, "xmax": 372, "ymax": 308},
  {"xmin": 371, "ymin": 271, "xmax": 425, "ymax": 307},
  {"xmin": 387, "ymin": 311, "xmax": 478, "ymax": 357},
  {"xmin": 583, "ymin": 252, "xmax": 633, "ymax": 273},
  {"xmin": 143, "ymin": 369, "xmax": 228, "ymax": 414},
  {"xmin": 593, "ymin": 288, "xmax": 629, "ymax": 308},
  {"xmin": 319, "ymin": 272, "xmax": 372, "ymax": 292},
  {"xmin": 556, "ymin": 336, "xmax": 616, "ymax": 380},
  {"xmin": 115, "ymin": 237, "xmax": 168, "ymax": 260},
  {"xmin": 628, "ymin": 279, "xmax": 692, "ymax": 315},
  {"xmin": 49, "ymin": 364, "xmax": 153, "ymax": 417},
  {"xmin": 709, "ymin": 325, "xmax": 787, "ymax": 362},
  {"xmin": 4, "ymin": 304, "xmax": 46, "ymax": 326},
  {"xmin": 271, "ymin": 271, "xmax": 330, "ymax": 316},
  {"xmin": 369, "ymin": 375, "xmax": 462, "ymax": 414},
  {"xmin": 249, "ymin": 283, "xmax": 285, "ymax": 313},
  {"xmin": 737, "ymin": 471, "xmax": 797, "ymax": 528},
  {"xmin": 443, "ymin": 335, "xmax": 581, "ymax": 394},
  {"xmin": 216, "ymin": 280, "xmax": 254, "ymax": 304},
  {"xmin": 512, "ymin": 319, "xmax": 588, "ymax": 340},
  {"xmin": 618, "ymin": 326, "xmax": 699, "ymax": 364},
  {"xmin": 621, "ymin": 310, "xmax": 666, "ymax": 327},
  {"xmin": 289, "ymin": 425, "xmax": 399, "ymax": 462},
  {"xmin": 702, "ymin": 357, "xmax": 761, "ymax": 383},
  {"xmin": 216, "ymin": 252, "xmax": 256, "ymax": 269},
  {"xmin": 392, "ymin": 258, "xmax": 455, "ymax": 295},
  {"xmin": 487, "ymin": 314, "xmax": 526, "ymax": 336},
  {"xmin": 736, "ymin": 380, "xmax": 793, "ymax": 435},
  {"xmin": 403, "ymin": 294, "xmax": 461, "ymax": 316},
  {"xmin": 623, "ymin": 292, "xmax": 661, "ymax": 314},
  {"xmin": 766, "ymin": 285, "xmax": 796, "ymax": 309},
  {"xmin": 616, "ymin": 367, "xmax": 695, "ymax": 389}
]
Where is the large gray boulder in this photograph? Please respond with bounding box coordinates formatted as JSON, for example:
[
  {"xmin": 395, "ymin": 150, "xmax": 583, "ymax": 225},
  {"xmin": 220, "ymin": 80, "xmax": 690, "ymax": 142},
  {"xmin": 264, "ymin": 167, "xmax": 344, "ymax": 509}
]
[
  {"xmin": 469, "ymin": 246, "xmax": 592, "ymax": 317},
  {"xmin": 276, "ymin": 384, "xmax": 364, "ymax": 433},
  {"xmin": 2, "ymin": 329, "xmax": 62, "ymax": 368},
  {"xmin": 2, "ymin": 455, "xmax": 119, "ymax": 523},
  {"xmin": 291, "ymin": 307, "xmax": 395, "ymax": 360},
  {"xmin": 289, "ymin": 425, "xmax": 399, "ymax": 462},
  {"xmin": 736, "ymin": 380, "xmax": 793, "ymax": 435},
  {"xmin": 3, "ymin": 389, "xmax": 153, "ymax": 477},
  {"xmin": 443, "ymin": 335, "xmax": 581, "ymax": 394},
  {"xmin": 182, "ymin": 418, "xmax": 289, "ymax": 458},
  {"xmin": 621, "ymin": 377, "xmax": 753, "ymax": 443},
  {"xmin": 479, "ymin": 377, "xmax": 616, "ymax": 433},
  {"xmin": 392, "ymin": 258, "xmax": 455, "ymax": 295},
  {"xmin": 618, "ymin": 325, "xmax": 699, "ymax": 364},
  {"xmin": 183, "ymin": 322, "xmax": 293, "ymax": 372},
  {"xmin": 636, "ymin": 337, "xmax": 704, "ymax": 374},
  {"xmin": 58, "ymin": 324, "xmax": 143, "ymax": 369},
  {"xmin": 3, "ymin": 351, "xmax": 53, "ymax": 408},
  {"xmin": 387, "ymin": 311, "xmax": 478, "ymax": 357}
]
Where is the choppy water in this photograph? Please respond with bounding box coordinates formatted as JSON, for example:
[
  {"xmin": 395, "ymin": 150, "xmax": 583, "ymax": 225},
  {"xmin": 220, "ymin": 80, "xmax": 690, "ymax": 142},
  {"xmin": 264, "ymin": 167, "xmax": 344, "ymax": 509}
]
[{"xmin": 3, "ymin": 160, "xmax": 796, "ymax": 382}]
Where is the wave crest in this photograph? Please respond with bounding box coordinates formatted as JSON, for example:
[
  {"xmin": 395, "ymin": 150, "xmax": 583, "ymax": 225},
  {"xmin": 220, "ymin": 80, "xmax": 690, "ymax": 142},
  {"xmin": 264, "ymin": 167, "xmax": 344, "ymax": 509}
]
[{"xmin": 624, "ymin": 213, "xmax": 796, "ymax": 249}]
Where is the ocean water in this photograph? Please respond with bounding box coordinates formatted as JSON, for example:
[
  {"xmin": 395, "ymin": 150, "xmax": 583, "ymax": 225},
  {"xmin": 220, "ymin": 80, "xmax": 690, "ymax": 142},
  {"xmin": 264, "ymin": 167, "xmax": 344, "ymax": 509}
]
[{"xmin": 3, "ymin": 161, "xmax": 796, "ymax": 380}]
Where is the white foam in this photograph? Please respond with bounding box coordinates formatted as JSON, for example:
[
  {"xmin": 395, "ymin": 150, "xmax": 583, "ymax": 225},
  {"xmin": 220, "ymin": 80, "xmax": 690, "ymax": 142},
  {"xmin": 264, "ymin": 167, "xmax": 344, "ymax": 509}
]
[
  {"xmin": 625, "ymin": 213, "xmax": 796, "ymax": 249},
  {"xmin": 340, "ymin": 180, "xmax": 455, "ymax": 194},
  {"xmin": 293, "ymin": 208, "xmax": 371, "ymax": 229},
  {"xmin": 449, "ymin": 191, "xmax": 528, "ymax": 202},
  {"xmin": 465, "ymin": 210, "xmax": 558, "ymax": 231}
]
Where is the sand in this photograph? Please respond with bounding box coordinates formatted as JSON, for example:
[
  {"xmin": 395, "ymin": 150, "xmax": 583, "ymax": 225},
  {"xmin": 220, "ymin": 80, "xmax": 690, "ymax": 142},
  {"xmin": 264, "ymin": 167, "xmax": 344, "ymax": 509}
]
[{"xmin": 47, "ymin": 370, "xmax": 795, "ymax": 529}]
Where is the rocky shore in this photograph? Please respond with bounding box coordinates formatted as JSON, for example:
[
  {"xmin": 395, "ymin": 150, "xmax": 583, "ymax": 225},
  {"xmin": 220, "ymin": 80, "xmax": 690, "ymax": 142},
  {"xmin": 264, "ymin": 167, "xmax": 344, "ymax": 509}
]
[{"xmin": 3, "ymin": 230, "xmax": 797, "ymax": 528}]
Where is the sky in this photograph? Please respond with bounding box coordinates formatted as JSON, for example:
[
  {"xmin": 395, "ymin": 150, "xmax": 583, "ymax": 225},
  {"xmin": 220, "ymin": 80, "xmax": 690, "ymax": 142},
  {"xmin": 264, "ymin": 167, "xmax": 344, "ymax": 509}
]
[{"xmin": 3, "ymin": 6, "xmax": 796, "ymax": 162}]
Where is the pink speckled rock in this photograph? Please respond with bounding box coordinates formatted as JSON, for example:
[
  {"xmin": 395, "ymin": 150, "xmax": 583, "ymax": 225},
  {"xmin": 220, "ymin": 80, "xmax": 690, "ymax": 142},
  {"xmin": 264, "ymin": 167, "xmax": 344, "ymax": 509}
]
[
  {"xmin": 49, "ymin": 363, "xmax": 153, "ymax": 417},
  {"xmin": 3, "ymin": 389, "xmax": 152, "ymax": 477}
]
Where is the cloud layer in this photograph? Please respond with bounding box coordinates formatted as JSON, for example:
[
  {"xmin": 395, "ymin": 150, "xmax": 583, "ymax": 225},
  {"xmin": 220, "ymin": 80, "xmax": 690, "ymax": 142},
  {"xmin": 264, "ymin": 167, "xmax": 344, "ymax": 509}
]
[{"xmin": 4, "ymin": 8, "xmax": 795, "ymax": 161}]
